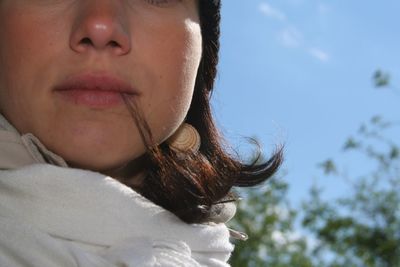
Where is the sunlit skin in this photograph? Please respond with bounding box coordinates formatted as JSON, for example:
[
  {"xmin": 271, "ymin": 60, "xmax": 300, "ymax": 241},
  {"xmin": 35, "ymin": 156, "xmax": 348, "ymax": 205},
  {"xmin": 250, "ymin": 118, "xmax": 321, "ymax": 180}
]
[{"xmin": 0, "ymin": 0, "xmax": 202, "ymax": 175}]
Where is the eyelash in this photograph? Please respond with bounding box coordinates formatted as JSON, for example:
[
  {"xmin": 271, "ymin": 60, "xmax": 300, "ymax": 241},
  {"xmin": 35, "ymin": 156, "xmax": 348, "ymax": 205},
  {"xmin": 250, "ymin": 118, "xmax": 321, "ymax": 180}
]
[
  {"xmin": 146, "ymin": 0, "xmax": 170, "ymax": 5},
  {"xmin": 145, "ymin": 0, "xmax": 179, "ymax": 7}
]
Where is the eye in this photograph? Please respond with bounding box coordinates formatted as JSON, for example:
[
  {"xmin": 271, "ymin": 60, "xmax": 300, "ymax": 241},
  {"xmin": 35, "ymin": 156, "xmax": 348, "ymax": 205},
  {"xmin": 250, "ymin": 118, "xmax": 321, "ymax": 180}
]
[{"xmin": 145, "ymin": 0, "xmax": 180, "ymax": 7}]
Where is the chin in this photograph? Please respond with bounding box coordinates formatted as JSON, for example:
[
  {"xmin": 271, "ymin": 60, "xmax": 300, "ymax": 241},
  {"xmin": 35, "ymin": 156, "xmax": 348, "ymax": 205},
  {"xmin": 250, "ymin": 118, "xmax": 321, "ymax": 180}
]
[
  {"xmin": 46, "ymin": 121, "xmax": 144, "ymax": 169},
  {"xmin": 49, "ymin": 138, "xmax": 145, "ymax": 173}
]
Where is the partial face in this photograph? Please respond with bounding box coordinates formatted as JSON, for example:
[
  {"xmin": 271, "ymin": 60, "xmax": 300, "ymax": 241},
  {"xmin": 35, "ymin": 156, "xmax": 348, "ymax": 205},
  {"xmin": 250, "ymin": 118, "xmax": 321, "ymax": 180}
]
[{"xmin": 0, "ymin": 0, "xmax": 202, "ymax": 172}]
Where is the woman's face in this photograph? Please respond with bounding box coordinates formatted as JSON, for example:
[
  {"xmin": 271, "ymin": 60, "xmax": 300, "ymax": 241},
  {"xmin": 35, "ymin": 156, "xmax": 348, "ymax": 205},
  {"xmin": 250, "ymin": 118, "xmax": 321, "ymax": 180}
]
[{"xmin": 0, "ymin": 0, "xmax": 202, "ymax": 172}]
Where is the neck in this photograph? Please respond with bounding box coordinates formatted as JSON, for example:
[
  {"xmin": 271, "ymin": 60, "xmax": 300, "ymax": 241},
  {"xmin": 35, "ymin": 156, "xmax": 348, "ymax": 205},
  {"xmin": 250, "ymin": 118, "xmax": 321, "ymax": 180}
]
[{"xmin": 102, "ymin": 155, "xmax": 147, "ymax": 190}]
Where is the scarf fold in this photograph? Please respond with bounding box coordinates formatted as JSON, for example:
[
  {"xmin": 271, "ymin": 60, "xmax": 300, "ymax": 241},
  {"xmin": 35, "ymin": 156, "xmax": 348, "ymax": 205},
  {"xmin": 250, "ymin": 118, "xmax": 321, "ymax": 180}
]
[
  {"xmin": 0, "ymin": 114, "xmax": 67, "ymax": 169},
  {"xmin": 0, "ymin": 164, "xmax": 233, "ymax": 266}
]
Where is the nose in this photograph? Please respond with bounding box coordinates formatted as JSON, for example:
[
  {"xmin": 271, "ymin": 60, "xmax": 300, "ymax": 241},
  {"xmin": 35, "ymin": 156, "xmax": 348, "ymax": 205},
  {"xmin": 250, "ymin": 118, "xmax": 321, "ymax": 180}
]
[{"xmin": 70, "ymin": 1, "xmax": 131, "ymax": 56}]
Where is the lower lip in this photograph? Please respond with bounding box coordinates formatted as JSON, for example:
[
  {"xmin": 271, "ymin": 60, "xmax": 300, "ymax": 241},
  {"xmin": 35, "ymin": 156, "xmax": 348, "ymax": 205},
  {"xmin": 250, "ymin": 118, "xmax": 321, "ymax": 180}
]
[{"xmin": 56, "ymin": 89, "xmax": 129, "ymax": 108}]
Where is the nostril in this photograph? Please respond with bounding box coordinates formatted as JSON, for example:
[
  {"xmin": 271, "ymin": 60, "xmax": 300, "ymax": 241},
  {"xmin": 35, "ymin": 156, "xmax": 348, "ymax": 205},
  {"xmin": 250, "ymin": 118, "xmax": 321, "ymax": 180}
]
[
  {"xmin": 80, "ymin": 37, "xmax": 93, "ymax": 46},
  {"xmin": 79, "ymin": 37, "xmax": 120, "ymax": 49},
  {"xmin": 108, "ymin": 40, "xmax": 120, "ymax": 48},
  {"xmin": 70, "ymin": 23, "xmax": 130, "ymax": 55}
]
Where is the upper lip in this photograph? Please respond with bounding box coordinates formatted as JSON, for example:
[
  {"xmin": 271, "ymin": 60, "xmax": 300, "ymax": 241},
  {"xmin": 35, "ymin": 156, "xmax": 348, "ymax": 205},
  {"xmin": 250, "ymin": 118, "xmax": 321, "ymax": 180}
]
[{"xmin": 53, "ymin": 72, "xmax": 139, "ymax": 95}]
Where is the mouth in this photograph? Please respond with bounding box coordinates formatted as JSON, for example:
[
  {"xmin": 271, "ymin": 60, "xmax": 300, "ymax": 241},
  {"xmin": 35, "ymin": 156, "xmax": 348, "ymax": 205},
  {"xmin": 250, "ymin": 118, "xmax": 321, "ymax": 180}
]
[{"xmin": 54, "ymin": 72, "xmax": 139, "ymax": 108}]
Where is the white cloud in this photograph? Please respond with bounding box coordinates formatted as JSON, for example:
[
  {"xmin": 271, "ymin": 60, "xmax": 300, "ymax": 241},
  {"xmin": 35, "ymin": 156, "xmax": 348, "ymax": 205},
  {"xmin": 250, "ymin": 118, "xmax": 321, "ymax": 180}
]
[
  {"xmin": 278, "ymin": 26, "xmax": 303, "ymax": 48},
  {"xmin": 308, "ymin": 47, "xmax": 330, "ymax": 62},
  {"xmin": 271, "ymin": 229, "xmax": 320, "ymax": 253},
  {"xmin": 271, "ymin": 230, "xmax": 287, "ymax": 246},
  {"xmin": 287, "ymin": 0, "xmax": 305, "ymax": 6},
  {"xmin": 271, "ymin": 230, "xmax": 302, "ymax": 246},
  {"xmin": 272, "ymin": 206, "xmax": 290, "ymax": 220},
  {"xmin": 258, "ymin": 2, "xmax": 331, "ymax": 63},
  {"xmin": 317, "ymin": 3, "xmax": 331, "ymax": 15},
  {"xmin": 259, "ymin": 2, "xmax": 287, "ymax": 22}
]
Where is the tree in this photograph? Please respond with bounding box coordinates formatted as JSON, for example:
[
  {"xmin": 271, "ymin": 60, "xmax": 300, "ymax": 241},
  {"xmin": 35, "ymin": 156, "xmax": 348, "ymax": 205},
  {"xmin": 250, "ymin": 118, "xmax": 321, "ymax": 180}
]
[
  {"xmin": 228, "ymin": 171, "xmax": 315, "ymax": 267},
  {"xmin": 301, "ymin": 71, "xmax": 400, "ymax": 267},
  {"xmin": 229, "ymin": 71, "xmax": 400, "ymax": 267},
  {"xmin": 303, "ymin": 116, "xmax": 400, "ymax": 267}
]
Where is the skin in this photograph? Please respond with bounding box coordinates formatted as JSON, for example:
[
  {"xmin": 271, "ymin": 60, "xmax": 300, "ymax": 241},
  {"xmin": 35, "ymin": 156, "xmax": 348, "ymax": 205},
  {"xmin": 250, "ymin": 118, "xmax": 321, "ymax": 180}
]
[{"xmin": 0, "ymin": 0, "xmax": 202, "ymax": 174}]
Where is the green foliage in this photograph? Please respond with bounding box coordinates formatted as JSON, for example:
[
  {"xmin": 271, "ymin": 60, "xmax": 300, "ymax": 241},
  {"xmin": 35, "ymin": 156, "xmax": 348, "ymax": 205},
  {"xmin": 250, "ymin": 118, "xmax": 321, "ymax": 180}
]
[
  {"xmin": 373, "ymin": 70, "xmax": 390, "ymax": 88},
  {"xmin": 302, "ymin": 117, "xmax": 400, "ymax": 267},
  {"xmin": 228, "ymin": 177, "xmax": 315, "ymax": 267},
  {"xmin": 230, "ymin": 116, "xmax": 400, "ymax": 266},
  {"xmin": 229, "ymin": 71, "xmax": 399, "ymax": 266},
  {"xmin": 318, "ymin": 159, "xmax": 337, "ymax": 175}
]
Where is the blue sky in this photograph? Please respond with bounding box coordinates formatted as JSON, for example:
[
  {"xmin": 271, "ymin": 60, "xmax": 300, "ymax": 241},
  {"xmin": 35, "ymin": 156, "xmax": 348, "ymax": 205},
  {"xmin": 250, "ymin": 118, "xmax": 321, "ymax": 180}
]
[{"xmin": 213, "ymin": 0, "xmax": 400, "ymax": 203}]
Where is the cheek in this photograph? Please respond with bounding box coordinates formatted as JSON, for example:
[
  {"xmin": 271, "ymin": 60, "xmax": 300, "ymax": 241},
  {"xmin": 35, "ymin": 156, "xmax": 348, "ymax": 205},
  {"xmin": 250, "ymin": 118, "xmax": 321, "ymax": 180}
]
[
  {"xmin": 0, "ymin": 8, "xmax": 52, "ymax": 76},
  {"xmin": 0, "ymin": 9, "xmax": 50, "ymax": 108},
  {"xmin": 141, "ymin": 20, "xmax": 202, "ymax": 142},
  {"xmin": 0, "ymin": 6, "xmax": 66, "ymax": 131},
  {"xmin": 0, "ymin": 10, "xmax": 36, "ymax": 119}
]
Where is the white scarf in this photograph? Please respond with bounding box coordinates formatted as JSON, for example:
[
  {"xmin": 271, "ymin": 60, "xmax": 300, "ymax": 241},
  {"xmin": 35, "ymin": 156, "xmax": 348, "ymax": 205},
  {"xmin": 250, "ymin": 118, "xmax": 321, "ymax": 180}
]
[{"xmin": 0, "ymin": 164, "xmax": 233, "ymax": 266}]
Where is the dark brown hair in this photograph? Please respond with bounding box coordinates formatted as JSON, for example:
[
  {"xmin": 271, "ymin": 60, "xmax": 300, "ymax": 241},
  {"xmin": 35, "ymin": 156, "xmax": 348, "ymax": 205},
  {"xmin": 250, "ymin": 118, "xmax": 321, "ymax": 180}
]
[{"xmin": 123, "ymin": 0, "xmax": 283, "ymax": 223}]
